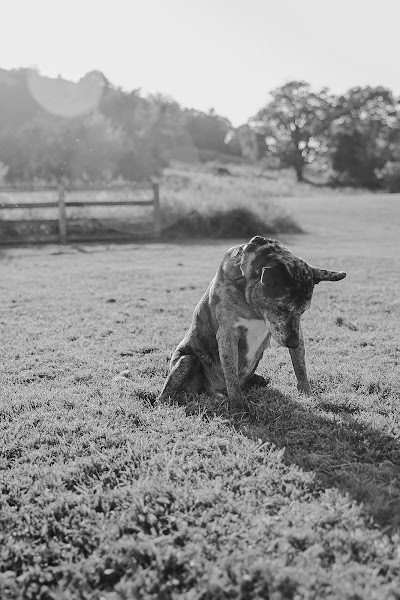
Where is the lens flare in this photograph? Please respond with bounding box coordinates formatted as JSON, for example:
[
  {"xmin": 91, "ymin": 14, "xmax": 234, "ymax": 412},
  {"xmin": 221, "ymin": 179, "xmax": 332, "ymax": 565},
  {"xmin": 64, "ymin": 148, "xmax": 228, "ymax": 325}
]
[{"xmin": 27, "ymin": 70, "xmax": 104, "ymax": 118}]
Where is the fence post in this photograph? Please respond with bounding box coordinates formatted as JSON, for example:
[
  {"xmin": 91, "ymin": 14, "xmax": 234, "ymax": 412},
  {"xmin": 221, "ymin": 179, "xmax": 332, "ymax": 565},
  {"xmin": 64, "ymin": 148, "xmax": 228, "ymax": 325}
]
[
  {"xmin": 152, "ymin": 183, "xmax": 161, "ymax": 238},
  {"xmin": 58, "ymin": 182, "xmax": 67, "ymax": 244}
]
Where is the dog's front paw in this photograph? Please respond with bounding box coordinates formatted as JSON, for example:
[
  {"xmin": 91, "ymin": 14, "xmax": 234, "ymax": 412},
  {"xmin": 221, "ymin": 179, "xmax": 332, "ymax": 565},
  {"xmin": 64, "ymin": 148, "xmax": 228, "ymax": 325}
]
[{"xmin": 297, "ymin": 381, "xmax": 312, "ymax": 395}]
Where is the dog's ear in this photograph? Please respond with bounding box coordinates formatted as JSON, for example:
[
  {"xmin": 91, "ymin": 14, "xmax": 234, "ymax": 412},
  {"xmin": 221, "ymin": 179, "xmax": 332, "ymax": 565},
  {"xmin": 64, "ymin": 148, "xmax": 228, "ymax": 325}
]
[
  {"xmin": 312, "ymin": 267, "xmax": 346, "ymax": 285},
  {"xmin": 260, "ymin": 264, "xmax": 289, "ymax": 298}
]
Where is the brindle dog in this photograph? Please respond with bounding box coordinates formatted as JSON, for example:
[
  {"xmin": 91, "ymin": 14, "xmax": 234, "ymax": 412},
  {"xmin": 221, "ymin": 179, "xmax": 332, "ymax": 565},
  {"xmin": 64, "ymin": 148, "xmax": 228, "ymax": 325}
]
[{"xmin": 159, "ymin": 236, "xmax": 346, "ymax": 414}]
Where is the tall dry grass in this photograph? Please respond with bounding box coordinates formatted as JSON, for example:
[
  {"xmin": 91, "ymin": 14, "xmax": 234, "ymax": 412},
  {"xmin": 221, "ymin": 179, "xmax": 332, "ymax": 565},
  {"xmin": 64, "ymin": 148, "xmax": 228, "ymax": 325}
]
[{"xmin": 159, "ymin": 163, "xmax": 304, "ymax": 236}]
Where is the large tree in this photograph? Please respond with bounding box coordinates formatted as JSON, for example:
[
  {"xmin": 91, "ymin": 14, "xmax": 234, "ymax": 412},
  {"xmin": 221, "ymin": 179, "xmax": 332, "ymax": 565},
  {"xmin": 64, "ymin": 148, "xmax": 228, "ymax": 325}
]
[
  {"xmin": 330, "ymin": 86, "xmax": 400, "ymax": 188},
  {"xmin": 251, "ymin": 81, "xmax": 337, "ymax": 181}
]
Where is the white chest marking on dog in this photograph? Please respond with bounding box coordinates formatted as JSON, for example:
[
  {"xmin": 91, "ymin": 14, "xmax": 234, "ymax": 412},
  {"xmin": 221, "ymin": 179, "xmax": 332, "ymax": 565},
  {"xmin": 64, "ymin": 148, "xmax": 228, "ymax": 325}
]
[{"xmin": 235, "ymin": 318, "xmax": 270, "ymax": 363}]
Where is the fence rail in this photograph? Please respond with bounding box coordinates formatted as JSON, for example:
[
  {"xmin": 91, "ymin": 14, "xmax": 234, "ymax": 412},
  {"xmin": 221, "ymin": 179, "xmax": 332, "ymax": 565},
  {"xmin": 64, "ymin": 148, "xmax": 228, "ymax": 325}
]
[{"xmin": 0, "ymin": 182, "xmax": 161, "ymax": 244}]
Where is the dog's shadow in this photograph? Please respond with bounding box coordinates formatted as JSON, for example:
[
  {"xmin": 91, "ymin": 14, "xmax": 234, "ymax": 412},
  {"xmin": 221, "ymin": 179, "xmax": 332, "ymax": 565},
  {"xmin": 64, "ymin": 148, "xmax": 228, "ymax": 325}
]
[{"xmin": 183, "ymin": 385, "xmax": 400, "ymax": 531}]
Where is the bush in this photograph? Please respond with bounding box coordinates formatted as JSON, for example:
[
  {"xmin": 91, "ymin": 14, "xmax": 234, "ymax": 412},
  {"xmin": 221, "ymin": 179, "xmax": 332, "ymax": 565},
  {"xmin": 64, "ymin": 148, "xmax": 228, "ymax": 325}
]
[
  {"xmin": 159, "ymin": 165, "xmax": 303, "ymax": 239},
  {"xmin": 162, "ymin": 206, "xmax": 301, "ymax": 239},
  {"xmin": 379, "ymin": 162, "xmax": 400, "ymax": 193}
]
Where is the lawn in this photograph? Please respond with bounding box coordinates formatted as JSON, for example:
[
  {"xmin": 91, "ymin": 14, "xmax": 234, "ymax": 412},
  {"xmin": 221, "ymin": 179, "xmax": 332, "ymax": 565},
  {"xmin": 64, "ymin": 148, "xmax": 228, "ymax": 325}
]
[{"xmin": 1, "ymin": 188, "xmax": 400, "ymax": 599}]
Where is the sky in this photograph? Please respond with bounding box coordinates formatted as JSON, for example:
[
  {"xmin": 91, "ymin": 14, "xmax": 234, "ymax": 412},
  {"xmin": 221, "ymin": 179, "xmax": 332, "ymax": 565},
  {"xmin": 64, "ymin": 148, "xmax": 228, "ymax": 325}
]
[{"xmin": 2, "ymin": 0, "xmax": 400, "ymax": 126}]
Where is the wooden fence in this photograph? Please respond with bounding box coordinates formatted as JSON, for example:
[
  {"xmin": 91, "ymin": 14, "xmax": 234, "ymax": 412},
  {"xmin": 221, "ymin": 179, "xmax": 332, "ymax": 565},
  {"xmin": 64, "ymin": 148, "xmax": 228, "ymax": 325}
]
[{"xmin": 0, "ymin": 182, "xmax": 161, "ymax": 245}]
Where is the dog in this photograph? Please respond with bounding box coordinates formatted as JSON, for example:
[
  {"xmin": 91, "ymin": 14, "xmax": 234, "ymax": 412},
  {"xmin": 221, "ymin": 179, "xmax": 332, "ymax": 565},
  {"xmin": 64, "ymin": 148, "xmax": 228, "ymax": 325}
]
[{"xmin": 159, "ymin": 236, "xmax": 346, "ymax": 414}]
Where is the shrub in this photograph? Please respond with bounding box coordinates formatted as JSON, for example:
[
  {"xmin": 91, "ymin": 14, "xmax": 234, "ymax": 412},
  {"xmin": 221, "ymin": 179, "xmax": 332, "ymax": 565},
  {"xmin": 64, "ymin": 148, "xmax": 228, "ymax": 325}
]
[
  {"xmin": 162, "ymin": 206, "xmax": 301, "ymax": 239},
  {"xmin": 160, "ymin": 165, "xmax": 302, "ymax": 239},
  {"xmin": 379, "ymin": 162, "xmax": 400, "ymax": 193}
]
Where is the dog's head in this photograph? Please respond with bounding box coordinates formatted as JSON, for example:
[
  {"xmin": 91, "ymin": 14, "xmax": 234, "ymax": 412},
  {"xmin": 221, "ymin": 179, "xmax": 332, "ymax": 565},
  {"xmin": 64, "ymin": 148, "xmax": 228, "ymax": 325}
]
[{"xmin": 237, "ymin": 236, "xmax": 346, "ymax": 348}]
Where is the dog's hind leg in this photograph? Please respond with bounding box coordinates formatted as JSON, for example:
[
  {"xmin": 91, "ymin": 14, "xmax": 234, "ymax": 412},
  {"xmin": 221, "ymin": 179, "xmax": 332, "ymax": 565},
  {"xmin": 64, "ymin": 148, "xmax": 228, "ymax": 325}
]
[{"xmin": 158, "ymin": 352, "xmax": 204, "ymax": 401}]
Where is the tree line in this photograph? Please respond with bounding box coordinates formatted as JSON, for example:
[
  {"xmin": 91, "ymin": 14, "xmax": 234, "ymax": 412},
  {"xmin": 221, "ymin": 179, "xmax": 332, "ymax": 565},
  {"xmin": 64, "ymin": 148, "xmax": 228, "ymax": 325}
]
[
  {"xmin": 0, "ymin": 68, "xmax": 241, "ymax": 184},
  {"xmin": 251, "ymin": 80, "xmax": 400, "ymax": 191},
  {"xmin": 1, "ymin": 69, "xmax": 400, "ymax": 191}
]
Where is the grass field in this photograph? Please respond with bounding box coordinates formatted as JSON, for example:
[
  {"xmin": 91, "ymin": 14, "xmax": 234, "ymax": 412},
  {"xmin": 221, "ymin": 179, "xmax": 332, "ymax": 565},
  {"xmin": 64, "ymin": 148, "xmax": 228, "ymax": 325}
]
[{"xmin": 1, "ymin": 185, "xmax": 400, "ymax": 599}]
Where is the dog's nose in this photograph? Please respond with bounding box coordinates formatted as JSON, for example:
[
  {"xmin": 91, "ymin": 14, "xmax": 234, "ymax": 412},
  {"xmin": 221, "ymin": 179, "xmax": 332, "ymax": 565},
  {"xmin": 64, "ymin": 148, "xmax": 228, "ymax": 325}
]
[{"xmin": 285, "ymin": 334, "xmax": 299, "ymax": 349}]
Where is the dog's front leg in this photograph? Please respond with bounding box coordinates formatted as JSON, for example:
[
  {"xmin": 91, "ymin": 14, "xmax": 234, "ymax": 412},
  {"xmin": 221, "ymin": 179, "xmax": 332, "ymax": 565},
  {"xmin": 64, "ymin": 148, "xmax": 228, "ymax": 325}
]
[
  {"xmin": 216, "ymin": 328, "xmax": 244, "ymax": 414},
  {"xmin": 289, "ymin": 325, "xmax": 312, "ymax": 394}
]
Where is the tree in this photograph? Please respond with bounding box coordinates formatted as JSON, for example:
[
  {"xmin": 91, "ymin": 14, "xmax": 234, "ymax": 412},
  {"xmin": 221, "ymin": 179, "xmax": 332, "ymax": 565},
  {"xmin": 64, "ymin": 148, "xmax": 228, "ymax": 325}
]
[
  {"xmin": 100, "ymin": 87, "xmax": 195, "ymax": 179},
  {"xmin": 330, "ymin": 86, "xmax": 400, "ymax": 188},
  {"xmin": 251, "ymin": 81, "xmax": 338, "ymax": 181},
  {"xmin": 0, "ymin": 68, "xmax": 40, "ymax": 131},
  {"xmin": 0, "ymin": 112, "xmax": 125, "ymax": 183},
  {"xmin": 183, "ymin": 108, "xmax": 237, "ymax": 158},
  {"xmin": 235, "ymin": 125, "xmax": 260, "ymax": 162}
]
